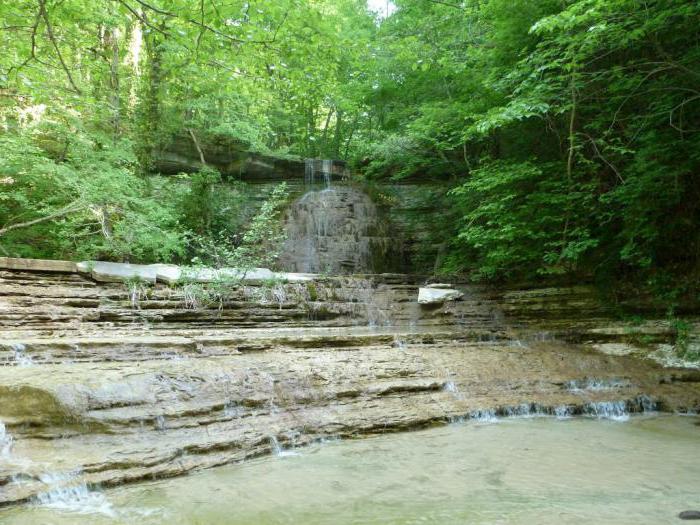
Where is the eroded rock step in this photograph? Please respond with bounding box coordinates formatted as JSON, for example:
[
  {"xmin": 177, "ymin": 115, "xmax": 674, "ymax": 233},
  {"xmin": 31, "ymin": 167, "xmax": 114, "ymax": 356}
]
[
  {"xmin": 0, "ymin": 327, "xmax": 503, "ymax": 365},
  {"xmin": 1, "ymin": 338, "xmax": 699, "ymax": 507},
  {"xmin": 2, "ymin": 264, "xmax": 700, "ymax": 508}
]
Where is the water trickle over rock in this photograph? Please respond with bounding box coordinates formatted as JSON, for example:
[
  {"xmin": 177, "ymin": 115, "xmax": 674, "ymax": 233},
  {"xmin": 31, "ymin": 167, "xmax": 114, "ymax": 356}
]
[
  {"xmin": 279, "ymin": 186, "xmax": 395, "ymax": 274},
  {"xmin": 0, "ymin": 420, "xmax": 13, "ymax": 458}
]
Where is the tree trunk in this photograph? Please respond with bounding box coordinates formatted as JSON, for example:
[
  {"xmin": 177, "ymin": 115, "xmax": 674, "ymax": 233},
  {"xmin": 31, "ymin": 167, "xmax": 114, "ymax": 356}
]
[
  {"xmin": 105, "ymin": 27, "xmax": 121, "ymax": 140},
  {"xmin": 321, "ymin": 107, "xmax": 334, "ymax": 156},
  {"xmin": 188, "ymin": 128, "xmax": 207, "ymax": 165},
  {"xmin": 333, "ymin": 110, "xmax": 343, "ymax": 158},
  {"xmin": 344, "ymin": 112, "xmax": 359, "ymax": 158}
]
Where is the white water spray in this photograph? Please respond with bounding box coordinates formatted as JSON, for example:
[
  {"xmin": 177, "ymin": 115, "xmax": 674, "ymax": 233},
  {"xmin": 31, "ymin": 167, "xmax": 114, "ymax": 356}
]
[
  {"xmin": 270, "ymin": 436, "xmax": 299, "ymax": 457},
  {"xmin": 584, "ymin": 401, "xmax": 630, "ymax": 421},
  {"xmin": 8, "ymin": 342, "xmax": 33, "ymax": 367},
  {"xmin": 35, "ymin": 471, "xmax": 114, "ymax": 516},
  {"xmin": 469, "ymin": 408, "xmax": 498, "ymax": 423},
  {"xmin": 0, "ymin": 420, "xmax": 13, "ymax": 457}
]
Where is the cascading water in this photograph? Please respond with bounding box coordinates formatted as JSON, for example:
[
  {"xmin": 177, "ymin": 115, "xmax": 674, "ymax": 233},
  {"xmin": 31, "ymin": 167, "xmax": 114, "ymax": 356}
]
[
  {"xmin": 583, "ymin": 401, "xmax": 630, "ymax": 421},
  {"xmin": 501, "ymin": 403, "xmax": 547, "ymax": 418},
  {"xmin": 4, "ymin": 343, "xmax": 33, "ymax": 367},
  {"xmin": 304, "ymin": 159, "xmax": 333, "ymax": 188},
  {"xmin": 34, "ymin": 472, "xmax": 113, "ymax": 516},
  {"xmin": 278, "ymin": 186, "xmax": 393, "ymax": 274},
  {"xmin": 322, "ymin": 159, "xmax": 332, "ymax": 187},
  {"xmin": 554, "ymin": 405, "xmax": 573, "ymax": 419},
  {"xmin": 0, "ymin": 420, "xmax": 13, "ymax": 457},
  {"xmin": 468, "ymin": 408, "xmax": 498, "ymax": 423},
  {"xmin": 269, "ymin": 435, "xmax": 299, "ymax": 457}
]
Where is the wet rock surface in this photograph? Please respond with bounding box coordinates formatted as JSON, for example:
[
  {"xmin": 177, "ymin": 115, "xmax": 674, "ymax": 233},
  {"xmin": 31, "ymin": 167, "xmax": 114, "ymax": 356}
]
[
  {"xmin": 278, "ymin": 187, "xmax": 396, "ymax": 274},
  {"xmin": 0, "ymin": 265, "xmax": 699, "ymax": 507},
  {"xmin": 418, "ymin": 286, "xmax": 464, "ymax": 304}
]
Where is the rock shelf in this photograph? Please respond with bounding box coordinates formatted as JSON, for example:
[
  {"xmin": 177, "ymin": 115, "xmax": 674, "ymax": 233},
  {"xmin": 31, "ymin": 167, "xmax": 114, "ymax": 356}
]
[{"xmin": 0, "ymin": 259, "xmax": 698, "ymax": 507}]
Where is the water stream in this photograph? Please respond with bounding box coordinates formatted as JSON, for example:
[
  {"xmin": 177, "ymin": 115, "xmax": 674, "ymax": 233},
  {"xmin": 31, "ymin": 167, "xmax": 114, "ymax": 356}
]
[{"xmin": 2, "ymin": 415, "xmax": 698, "ymax": 524}]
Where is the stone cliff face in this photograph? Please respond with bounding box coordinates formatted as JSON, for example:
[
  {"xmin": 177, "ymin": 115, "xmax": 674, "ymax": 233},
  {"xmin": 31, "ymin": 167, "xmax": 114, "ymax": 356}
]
[
  {"xmin": 152, "ymin": 133, "xmax": 448, "ymax": 274},
  {"xmin": 278, "ymin": 187, "xmax": 400, "ymax": 274},
  {"xmin": 0, "ymin": 262, "xmax": 698, "ymax": 506},
  {"xmin": 153, "ymin": 133, "xmax": 304, "ymax": 181}
]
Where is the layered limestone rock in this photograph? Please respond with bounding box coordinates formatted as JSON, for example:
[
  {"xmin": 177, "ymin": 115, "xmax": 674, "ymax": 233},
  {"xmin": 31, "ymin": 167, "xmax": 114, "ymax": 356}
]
[
  {"xmin": 278, "ymin": 187, "xmax": 397, "ymax": 274},
  {"xmin": 0, "ymin": 262, "xmax": 699, "ymax": 507},
  {"xmin": 153, "ymin": 133, "xmax": 304, "ymax": 180}
]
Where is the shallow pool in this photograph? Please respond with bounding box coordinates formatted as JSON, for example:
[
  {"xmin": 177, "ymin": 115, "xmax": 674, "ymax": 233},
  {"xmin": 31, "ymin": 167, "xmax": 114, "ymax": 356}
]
[{"xmin": 2, "ymin": 415, "xmax": 699, "ymax": 524}]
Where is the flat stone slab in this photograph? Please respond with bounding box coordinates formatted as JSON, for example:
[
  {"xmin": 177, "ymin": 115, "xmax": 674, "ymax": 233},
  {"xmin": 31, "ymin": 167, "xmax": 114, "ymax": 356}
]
[
  {"xmin": 418, "ymin": 287, "xmax": 464, "ymax": 305},
  {"xmin": 156, "ymin": 266, "xmax": 277, "ymax": 284},
  {"xmin": 426, "ymin": 283, "xmax": 455, "ymax": 289},
  {"xmin": 77, "ymin": 261, "xmax": 160, "ymax": 283},
  {"xmin": 0, "ymin": 257, "xmax": 77, "ymax": 273},
  {"xmin": 275, "ymin": 272, "xmax": 315, "ymax": 282},
  {"xmin": 156, "ymin": 266, "xmax": 315, "ymax": 285},
  {"xmin": 591, "ymin": 343, "xmax": 638, "ymax": 356}
]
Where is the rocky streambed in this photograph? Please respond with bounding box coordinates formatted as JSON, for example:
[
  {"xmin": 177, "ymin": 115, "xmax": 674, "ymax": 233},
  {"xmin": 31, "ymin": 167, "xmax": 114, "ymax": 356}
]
[{"xmin": 1, "ymin": 259, "xmax": 699, "ymax": 507}]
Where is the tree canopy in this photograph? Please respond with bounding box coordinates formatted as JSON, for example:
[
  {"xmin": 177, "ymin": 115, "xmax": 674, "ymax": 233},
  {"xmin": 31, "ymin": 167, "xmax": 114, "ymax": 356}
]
[{"xmin": 1, "ymin": 0, "xmax": 699, "ymax": 296}]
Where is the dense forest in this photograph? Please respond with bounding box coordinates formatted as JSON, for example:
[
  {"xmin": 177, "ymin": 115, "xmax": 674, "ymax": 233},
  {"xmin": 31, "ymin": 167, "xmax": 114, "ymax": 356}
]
[{"xmin": 1, "ymin": 0, "xmax": 699, "ymax": 298}]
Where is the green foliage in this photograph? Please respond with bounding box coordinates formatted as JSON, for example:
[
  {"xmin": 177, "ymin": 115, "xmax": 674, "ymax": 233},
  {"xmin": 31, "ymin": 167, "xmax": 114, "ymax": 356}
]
[
  {"xmin": 0, "ymin": 125, "xmax": 186, "ymax": 262},
  {"xmin": 0, "ymin": 0, "xmax": 378, "ymax": 266},
  {"xmin": 350, "ymin": 0, "xmax": 700, "ymax": 293},
  {"xmin": 447, "ymin": 160, "xmax": 598, "ymax": 279},
  {"xmin": 175, "ymin": 183, "xmax": 288, "ymax": 310},
  {"xmin": 670, "ymin": 318, "xmax": 693, "ymax": 360},
  {"xmin": 188, "ymin": 182, "xmax": 288, "ymax": 269},
  {"xmin": 1, "ymin": 0, "xmax": 700, "ymax": 302}
]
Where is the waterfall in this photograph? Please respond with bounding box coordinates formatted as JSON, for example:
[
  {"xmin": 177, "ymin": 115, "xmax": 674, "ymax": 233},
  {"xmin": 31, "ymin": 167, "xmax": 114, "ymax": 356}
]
[
  {"xmin": 443, "ymin": 380, "xmax": 464, "ymax": 401},
  {"xmin": 554, "ymin": 405, "xmax": 573, "ymax": 419},
  {"xmin": 468, "ymin": 408, "xmax": 498, "ymax": 423},
  {"xmin": 0, "ymin": 421, "xmax": 13, "ymax": 457},
  {"xmin": 270, "ymin": 435, "xmax": 299, "ymax": 457},
  {"xmin": 583, "ymin": 401, "xmax": 630, "ymax": 421},
  {"xmin": 35, "ymin": 471, "xmax": 113, "ymax": 516},
  {"xmin": 305, "ymin": 159, "xmax": 315, "ymax": 186},
  {"xmin": 10, "ymin": 342, "xmax": 33, "ymax": 367},
  {"xmin": 305, "ymin": 159, "xmax": 333, "ymax": 188},
  {"xmin": 501, "ymin": 403, "xmax": 547, "ymax": 418},
  {"xmin": 279, "ymin": 186, "xmax": 392, "ymax": 274},
  {"xmin": 322, "ymin": 159, "xmax": 332, "ymax": 187}
]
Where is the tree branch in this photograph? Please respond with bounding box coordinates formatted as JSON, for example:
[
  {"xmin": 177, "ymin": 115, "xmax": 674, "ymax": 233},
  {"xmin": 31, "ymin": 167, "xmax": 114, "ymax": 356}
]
[
  {"xmin": 188, "ymin": 128, "xmax": 207, "ymax": 165},
  {"xmin": 118, "ymin": 0, "xmax": 169, "ymax": 36},
  {"xmin": 130, "ymin": 0, "xmax": 174, "ymax": 17},
  {"xmin": 120, "ymin": 0, "xmax": 287, "ymax": 45},
  {"xmin": 38, "ymin": 0, "xmax": 81, "ymax": 94},
  {"xmin": 426, "ymin": 0, "xmax": 465, "ymax": 9},
  {"xmin": 0, "ymin": 203, "xmax": 83, "ymax": 238}
]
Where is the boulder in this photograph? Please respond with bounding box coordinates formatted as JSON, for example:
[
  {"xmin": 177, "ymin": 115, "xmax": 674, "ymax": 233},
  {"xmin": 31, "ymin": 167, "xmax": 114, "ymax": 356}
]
[{"xmin": 418, "ymin": 286, "xmax": 463, "ymax": 305}]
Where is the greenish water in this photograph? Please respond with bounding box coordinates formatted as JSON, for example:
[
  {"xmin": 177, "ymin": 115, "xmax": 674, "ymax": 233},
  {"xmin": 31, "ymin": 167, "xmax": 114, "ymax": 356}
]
[{"xmin": 2, "ymin": 415, "xmax": 699, "ymax": 524}]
